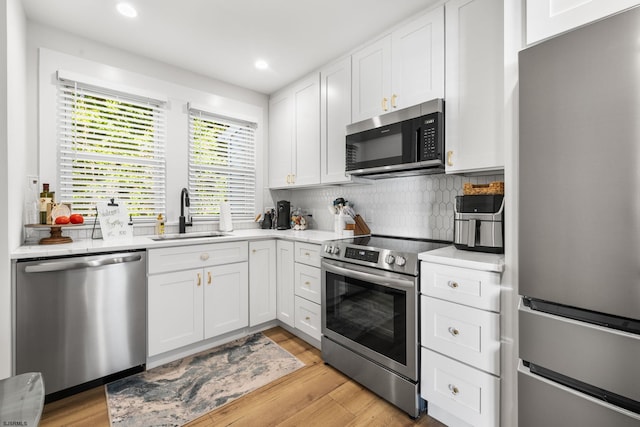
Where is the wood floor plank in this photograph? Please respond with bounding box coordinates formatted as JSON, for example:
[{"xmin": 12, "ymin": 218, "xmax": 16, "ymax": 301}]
[
  {"xmin": 40, "ymin": 327, "xmax": 446, "ymax": 427},
  {"xmin": 277, "ymin": 394, "xmax": 355, "ymax": 427}
]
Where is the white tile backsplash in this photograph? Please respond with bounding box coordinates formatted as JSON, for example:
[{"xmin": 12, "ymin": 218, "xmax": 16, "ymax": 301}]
[{"xmin": 270, "ymin": 173, "xmax": 504, "ymax": 241}]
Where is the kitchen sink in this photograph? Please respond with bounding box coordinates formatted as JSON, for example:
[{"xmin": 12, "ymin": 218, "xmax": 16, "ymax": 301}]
[{"xmin": 151, "ymin": 231, "xmax": 229, "ymax": 241}]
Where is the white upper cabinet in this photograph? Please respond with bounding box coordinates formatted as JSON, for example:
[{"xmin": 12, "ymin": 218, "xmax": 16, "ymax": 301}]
[
  {"xmin": 320, "ymin": 57, "xmax": 352, "ymax": 184},
  {"xmin": 352, "ymin": 6, "xmax": 445, "ymax": 122},
  {"xmin": 352, "ymin": 35, "xmax": 392, "ymax": 122},
  {"xmin": 526, "ymin": 0, "xmax": 638, "ymax": 45},
  {"xmin": 391, "ymin": 6, "xmax": 445, "ymax": 110},
  {"xmin": 268, "ymin": 73, "xmax": 321, "ymax": 188},
  {"xmin": 445, "ymin": 0, "xmax": 504, "ymax": 174}
]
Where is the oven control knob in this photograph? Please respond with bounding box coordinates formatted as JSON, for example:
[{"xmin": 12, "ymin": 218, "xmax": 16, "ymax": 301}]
[
  {"xmin": 324, "ymin": 245, "xmax": 331, "ymax": 253},
  {"xmin": 395, "ymin": 256, "xmax": 406, "ymax": 267},
  {"xmin": 332, "ymin": 246, "xmax": 340, "ymax": 255},
  {"xmin": 385, "ymin": 254, "xmax": 395, "ymax": 264}
]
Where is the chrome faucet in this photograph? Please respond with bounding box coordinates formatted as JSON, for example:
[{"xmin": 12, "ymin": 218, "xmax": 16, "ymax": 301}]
[{"xmin": 179, "ymin": 187, "xmax": 192, "ymax": 233}]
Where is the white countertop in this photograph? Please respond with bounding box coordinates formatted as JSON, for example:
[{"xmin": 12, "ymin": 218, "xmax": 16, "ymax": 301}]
[
  {"xmin": 418, "ymin": 245, "xmax": 505, "ymax": 273},
  {"xmin": 11, "ymin": 228, "xmax": 343, "ymax": 260}
]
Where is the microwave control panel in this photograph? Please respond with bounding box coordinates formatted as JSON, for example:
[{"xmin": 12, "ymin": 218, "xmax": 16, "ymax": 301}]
[{"xmin": 419, "ymin": 113, "xmax": 441, "ymax": 161}]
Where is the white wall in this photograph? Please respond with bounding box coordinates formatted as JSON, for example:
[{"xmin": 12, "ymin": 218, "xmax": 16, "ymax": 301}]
[
  {"xmin": 1, "ymin": 0, "xmax": 28, "ymax": 379},
  {"xmin": 27, "ymin": 22, "xmax": 270, "ymax": 228}
]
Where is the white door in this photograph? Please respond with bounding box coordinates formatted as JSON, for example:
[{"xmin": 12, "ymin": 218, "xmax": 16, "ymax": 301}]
[
  {"xmin": 352, "ymin": 36, "xmax": 392, "ymax": 122},
  {"xmin": 268, "ymin": 91, "xmax": 293, "ymax": 188},
  {"xmin": 320, "ymin": 57, "xmax": 352, "ymax": 184},
  {"xmin": 445, "ymin": 0, "xmax": 503, "ymax": 173},
  {"xmin": 391, "ymin": 6, "xmax": 445, "ymax": 109},
  {"xmin": 203, "ymin": 263, "xmax": 249, "ymax": 339},
  {"xmin": 292, "ymin": 74, "xmax": 321, "ymax": 186},
  {"xmin": 526, "ymin": 0, "xmax": 639, "ymax": 45},
  {"xmin": 276, "ymin": 240, "xmax": 295, "ymax": 327},
  {"xmin": 148, "ymin": 269, "xmax": 203, "ymax": 356},
  {"xmin": 249, "ymin": 240, "xmax": 277, "ymax": 326}
]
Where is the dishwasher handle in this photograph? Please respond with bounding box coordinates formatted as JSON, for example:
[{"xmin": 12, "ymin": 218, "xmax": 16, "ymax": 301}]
[{"xmin": 24, "ymin": 253, "xmax": 143, "ymax": 273}]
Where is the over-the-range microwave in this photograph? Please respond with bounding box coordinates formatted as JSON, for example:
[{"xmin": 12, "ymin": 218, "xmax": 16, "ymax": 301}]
[{"xmin": 345, "ymin": 98, "xmax": 444, "ymax": 178}]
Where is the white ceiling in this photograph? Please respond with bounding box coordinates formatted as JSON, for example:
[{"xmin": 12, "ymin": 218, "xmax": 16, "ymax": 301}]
[{"xmin": 21, "ymin": 0, "xmax": 438, "ymax": 94}]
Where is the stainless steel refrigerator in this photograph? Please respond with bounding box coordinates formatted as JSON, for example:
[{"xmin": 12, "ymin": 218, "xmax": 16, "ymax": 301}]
[{"xmin": 518, "ymin": 6, "xmax": 640, "ymax": 426}]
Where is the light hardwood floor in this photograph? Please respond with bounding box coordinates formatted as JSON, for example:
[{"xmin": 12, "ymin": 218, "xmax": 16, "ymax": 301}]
[{"xmin": 41, "ymin": 327, "xmax": 446, "ymax": 427}]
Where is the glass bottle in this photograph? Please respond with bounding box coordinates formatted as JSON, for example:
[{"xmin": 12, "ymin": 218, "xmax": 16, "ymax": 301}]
[{"xmin": 39, "ymin": 183, "xmax": 54, "ymax": 225}]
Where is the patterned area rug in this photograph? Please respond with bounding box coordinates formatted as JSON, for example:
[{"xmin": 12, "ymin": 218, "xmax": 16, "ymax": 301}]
[{"xmin": 105, "ymin": 333, "xmax": 304, "ymax": 426}]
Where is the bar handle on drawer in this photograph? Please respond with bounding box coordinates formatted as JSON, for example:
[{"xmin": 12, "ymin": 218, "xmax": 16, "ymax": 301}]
[
  {"xmin": 448, "ymin": 280, "xmax": 459, "ymax": 289},
  {"xmin": 448, "ymin": 384, "xmax": 460, "ymax": 395},
  {"xmin": 448, "ymin": 327, "xmax": 460, "ymax": 337}
]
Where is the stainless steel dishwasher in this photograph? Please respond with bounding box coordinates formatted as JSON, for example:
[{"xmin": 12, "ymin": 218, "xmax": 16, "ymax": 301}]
[{"xmin": 14, "ymin": 250, "xmax": 146, "ymax": 400}]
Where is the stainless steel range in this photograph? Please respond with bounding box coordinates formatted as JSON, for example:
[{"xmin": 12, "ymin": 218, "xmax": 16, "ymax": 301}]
[{"xmin": 320, "ymin": 235, "xmax": 450, "ymax": 418}]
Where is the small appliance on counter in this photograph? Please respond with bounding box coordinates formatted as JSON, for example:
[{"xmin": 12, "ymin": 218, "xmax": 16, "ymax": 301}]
[
  {"xmin": 454, "ymin": 186, "xmax": 504, "ymax": 253},
  {"xmin": 276, "ymin": 200, "xmax": 290, "ymax": 230}
]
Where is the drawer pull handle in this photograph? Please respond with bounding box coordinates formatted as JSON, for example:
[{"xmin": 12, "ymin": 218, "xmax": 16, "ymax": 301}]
[
  {"xmin": 197, "ymin": 273, "xmax": 202, "ymax": 287},
  {"xmin": 448, "ymin": 281, "xmax": 459, "ymax": 289},
  {"xmin": 448, "ymin": 384, "xmax": 459, "ymax": 395},
  {"xmin": 200, "ymin": 253, "xmax": 210, "ymax": 261},
  {"xmin": 208, "ymin": 271, "xmax": 212, "ymax": 285},
  {"xmin": 448, "ymin": 327, "xmax": 460, "ymax": 337}
]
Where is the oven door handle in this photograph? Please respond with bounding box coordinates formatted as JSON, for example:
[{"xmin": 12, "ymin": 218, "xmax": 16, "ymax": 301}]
[{"xmin": 322, "ymin": 261, "xmax": 415, "ymax": 290}]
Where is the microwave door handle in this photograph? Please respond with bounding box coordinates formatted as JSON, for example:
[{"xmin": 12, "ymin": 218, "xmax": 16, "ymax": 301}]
[{"xmin": 468, "ymin": 218, "xmax": 477, "ymax": 248}]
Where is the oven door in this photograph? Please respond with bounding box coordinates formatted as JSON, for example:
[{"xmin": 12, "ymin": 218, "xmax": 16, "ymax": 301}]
[{"xmin": 321, "ymin": 259, "xmax": 418, "ymax": 381}]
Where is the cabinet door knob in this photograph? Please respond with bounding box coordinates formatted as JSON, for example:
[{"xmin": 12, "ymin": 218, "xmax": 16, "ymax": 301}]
[
  {"xmin": 448, "ymin": 326, "xmax": 460, "ymax": 337},
  {"xmin": 448, "ymin": 281, "xmax": 459, "ymax": 289},
  {"xmin": 208, "ymin": 271, "xmax": 212, "ymax": 285},
  {"xmin": 305, "ymin": 316, "xmax": 311, "ymax": 321},
  {"xmin": 197, "ymin": 273, "xmax": 202, "ymax": 287},
  {"xmin": 382, "ymin": 97, "xmax": 388, "ymax": 111},
  {"xmin": 448, "ymin": 384, "xmax": 460, "ymax": 395},
  {"xmin": 391, "ymin": 94, "xmax": 397, "ymax": 108},
  {"xmin": 200, "ymin": 253, "xmax": 210, "ymax": 261},
  {"xmin": 304, "ymin": 281, "xmax": 311, "ymax": 286},
  {"xmin": 447, "ymin": 150, "xmax": 454, "ymax": 167}
]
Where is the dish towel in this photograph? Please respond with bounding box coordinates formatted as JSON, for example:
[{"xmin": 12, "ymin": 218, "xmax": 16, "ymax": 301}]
[{"xmin": 219, "ymin": 201, "xmax": 233, "ymax": 232}]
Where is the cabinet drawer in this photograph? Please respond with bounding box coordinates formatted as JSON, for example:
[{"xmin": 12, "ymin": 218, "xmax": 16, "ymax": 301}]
[
  {"xmin": 294, "ymin": 296, "xmax": 321, "ymax": 341},
  {"xmin": 421, "ymin": 296, "xmax": 500, "ymax": 375},
  {"xmin": 421, "ymin": 348, "xmax": 499, "ymax": 427},
  {"xmin": 148, "ymin": 241, "xmax": 248, "ymax": 274},
  {"xmin": 294, "ymin": 263, "xmax": 321, "ymax": 304},
  {"xmin": 421, "ymin": 262, "xmax": 501, "ymax": 312},
  {"xmin": 294, "ymin": 242, "xmax": 321, "ymax": 267}
]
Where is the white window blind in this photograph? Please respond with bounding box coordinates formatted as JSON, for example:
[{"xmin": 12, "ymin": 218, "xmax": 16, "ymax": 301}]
[
  {"xmin": 57, "ymin": 80, "xmax": 166, "ymax": 220},
  {"xmin": 188, "ymin": 108, "xmax": 256, "ymax": 220}
]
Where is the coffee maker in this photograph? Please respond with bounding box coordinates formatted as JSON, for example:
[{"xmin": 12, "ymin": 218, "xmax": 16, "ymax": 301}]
[
  {"xmin": 453, "ymin": 195, "xmax": 504, "ymax": 253},
  {"xmin": 276, "ymin": 200, "xmax": 291, "ymax": 230}
]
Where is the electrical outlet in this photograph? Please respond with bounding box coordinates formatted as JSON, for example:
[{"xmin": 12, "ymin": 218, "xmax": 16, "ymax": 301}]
[
  {"xmin": 366, "ymin": 210, "xmax": 374, "ymax": 224},
  {"xmin": 27, "ymin": 175, "xmax": 39, "ymax": 192}
]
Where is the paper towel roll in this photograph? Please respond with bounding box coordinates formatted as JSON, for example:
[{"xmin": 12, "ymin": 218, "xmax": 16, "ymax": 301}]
[{"xmin": 219, "ymin": 201, "xmax": 233, "ymax": 232}]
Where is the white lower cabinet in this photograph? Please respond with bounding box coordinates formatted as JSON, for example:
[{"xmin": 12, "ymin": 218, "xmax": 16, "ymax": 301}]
[
  {"xmin": 148, "ymin": 269, "xmax": 204, "ymax": 356},
  {"xmin": 203, "ymin": 263, "xmax": 248, "ymax": 339},
  {"xmin": 294, "ymin": 295, "xmax": 321, "ymax": 341},
  {"xmin": 249, "ymin": 240, "xmax": 277, "ymax": 326},
  {"xmin": 420, "ymin": 257, "xmax": 503, "ymax": 427},
  {"xmin": 276, "ymin": 240, "xmax": 295, "ymax": 327},
  {"xmin": 293, "ymin": 242, "xmax": 322, "ymax": 342},
  {"xmin": 421, "ymin": 348, "xmax": 500, "ymax": 427},
  {"xmin": 147, "ymin": 241, "xmax": 248, "ymax": 357}
]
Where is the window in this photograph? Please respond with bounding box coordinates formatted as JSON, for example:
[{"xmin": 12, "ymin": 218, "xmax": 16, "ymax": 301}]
[
  {"xmin": 188, "ymin": 108, "xmax": 256, "ymax": 220},
  {"xmin": 57, "ymin": 80, "xmax": 166, "ymax": 220}
]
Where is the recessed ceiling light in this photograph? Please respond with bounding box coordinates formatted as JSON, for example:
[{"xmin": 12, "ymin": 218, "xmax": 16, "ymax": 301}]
[
  {"xmin": 254, "ymin": 60, "xmax": 269, "ymax": 70},
  {"xmin": 116, "ymin": 2, "xmax": 138, "ymax": 18}
]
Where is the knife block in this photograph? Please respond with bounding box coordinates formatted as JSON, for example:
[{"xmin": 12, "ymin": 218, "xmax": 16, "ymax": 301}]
[{"xmin": 353, "ymin": 215, "xmax": 371, "ymax": 236}]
